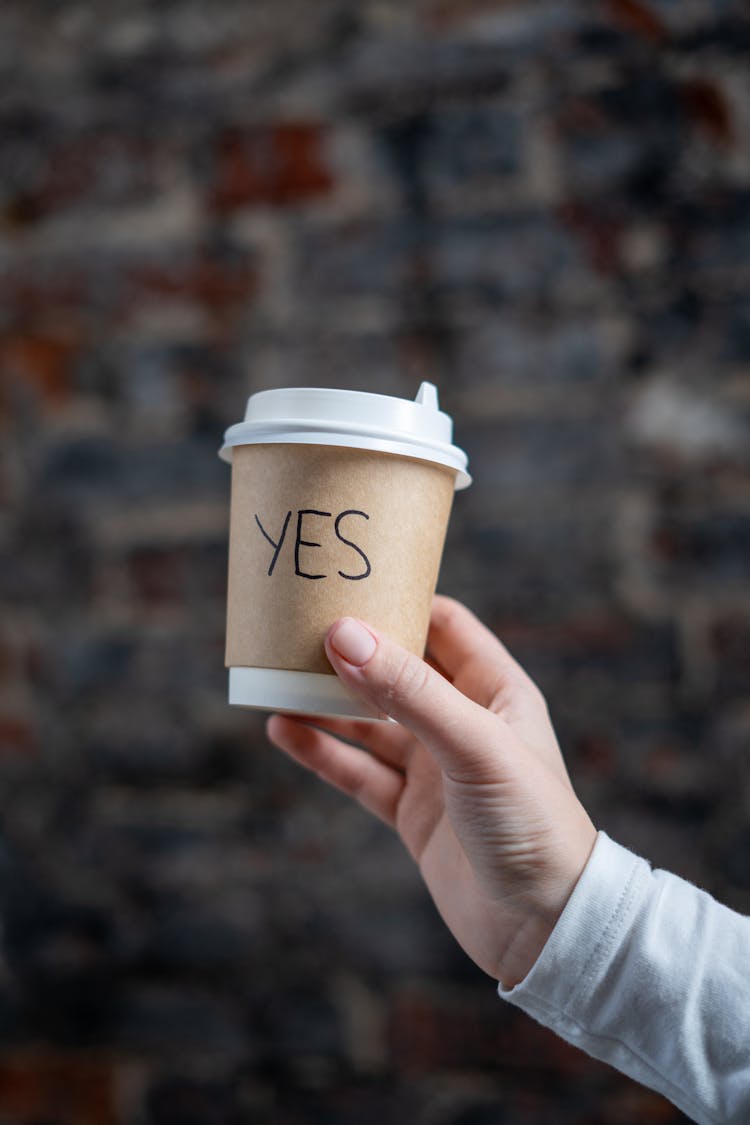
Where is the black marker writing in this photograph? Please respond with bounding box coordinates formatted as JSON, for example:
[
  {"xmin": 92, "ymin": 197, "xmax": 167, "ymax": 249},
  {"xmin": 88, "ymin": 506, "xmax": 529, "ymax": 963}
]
[
  {"xmin": 295, "ymin": 509, "xmax": 331, "ymax": 579},
  {"xmin": 335, "ymin": 509, "xmax": 371, "ymax": 580},
  {"xmin": 255, "ymin": 510, "xmax": 292, "ymax": 576}
]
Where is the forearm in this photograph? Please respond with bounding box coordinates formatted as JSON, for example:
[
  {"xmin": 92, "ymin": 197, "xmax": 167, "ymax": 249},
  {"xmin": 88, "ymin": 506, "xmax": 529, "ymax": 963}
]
[{"xmin": 498, "ymin": 832, "xmax": 750, "ymax": 1124}]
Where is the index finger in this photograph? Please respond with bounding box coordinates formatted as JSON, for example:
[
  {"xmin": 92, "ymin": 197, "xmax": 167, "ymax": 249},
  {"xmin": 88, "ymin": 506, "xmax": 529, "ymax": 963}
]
[
  {"xmin": 427, "ymin": 596, "xmax": 527, "ymax": 685},
  {"xmin": 289, "ymin": 712, "xmax": 415, "ymax": 771}
]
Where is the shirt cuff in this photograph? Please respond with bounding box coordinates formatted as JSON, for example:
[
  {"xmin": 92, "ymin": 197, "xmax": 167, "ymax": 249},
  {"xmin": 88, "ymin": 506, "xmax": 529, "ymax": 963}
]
[{"xmin": 497, "ymin": 830, "xmax": 648, "ymax": 1018}]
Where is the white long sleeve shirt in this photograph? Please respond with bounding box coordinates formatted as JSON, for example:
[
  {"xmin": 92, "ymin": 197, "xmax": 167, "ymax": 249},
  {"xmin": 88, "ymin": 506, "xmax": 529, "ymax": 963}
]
[{"xmin": 498, "ymin": 832, "xmax": 750, "ymax": 1124}]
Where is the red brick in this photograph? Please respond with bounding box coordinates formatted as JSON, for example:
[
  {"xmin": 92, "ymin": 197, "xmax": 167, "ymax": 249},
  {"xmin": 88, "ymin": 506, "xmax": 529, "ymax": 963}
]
[
  {"xmin": 126, "ymin": 247, "xmax": 257, "ymax": 312},
  {"xmin": 598, "ymin": 1082, "xmax": 690, "ymax": 1122},
  {"xmin": 607, "ymin": 0, "xmax": 669, "ymax": 43},
  {"xmin": 209, "ymin": 123, "xmax": 333, "ymax": 212},
  {"xmin": 0, "ymin": 637, "xmax": 16, "ymax": 678},
  {"xmin": 679, "ymin": 78, "xmax": 734, "ymax": 146},
  {"xmin": 427, "ymin": 0, "xmax": 522, "ymax": 30},
  {"xmin": 0, "ymin": 270, "xmax": 87, "ymax": 323},
  {"xmin": 0, "ymin": 331, "xmax": 80, "ymax": 407},
  {"xmin": 0, "ymin": 1050, "xmax": 117, "ymax": 1125},
  {"xmin": 713, "ymin": 615, "xmax": 750, "ymax": 662},
  {"xmin": 389, "ymin": 987, "xmax": 590, "ymax": 1076},
  {"xmin": 558, "ymin": 201, "xmax": 625, "ymax": 275},
  {"xmin": 128, "ymin": 546, "xmax": 185, "ymax": 605},
  {"xmin": 0, "ymin": 715, "xmax": 35, "ymax": 754},
  {"xmin": 575, "ymin": 731, "xmax": 618, "ymax": 777}
]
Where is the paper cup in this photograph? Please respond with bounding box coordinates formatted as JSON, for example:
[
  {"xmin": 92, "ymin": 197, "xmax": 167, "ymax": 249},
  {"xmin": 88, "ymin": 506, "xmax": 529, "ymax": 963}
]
[{"xmin": 219, "ymin": 382, "xmax": 470, "ymax": 720}]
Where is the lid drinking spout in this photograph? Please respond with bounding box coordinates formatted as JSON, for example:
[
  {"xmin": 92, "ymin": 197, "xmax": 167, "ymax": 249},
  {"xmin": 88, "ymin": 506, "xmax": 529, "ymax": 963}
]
[{"xmin": 415, "ymin": 381, "xmax": 439, "ymax": 410}]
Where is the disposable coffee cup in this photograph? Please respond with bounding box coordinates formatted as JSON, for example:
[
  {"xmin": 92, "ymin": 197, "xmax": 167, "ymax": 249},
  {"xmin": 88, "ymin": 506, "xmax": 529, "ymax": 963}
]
[{"xmin": 219, "ymin": 382, "xmax": 470, "ymax": 720}]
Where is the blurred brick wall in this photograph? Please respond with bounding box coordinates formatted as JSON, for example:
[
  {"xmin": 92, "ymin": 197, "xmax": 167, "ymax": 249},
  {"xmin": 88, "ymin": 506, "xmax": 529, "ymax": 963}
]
[{"xmin": 1, "ymin": 0, "xmax": 749, "ymax": 1121}]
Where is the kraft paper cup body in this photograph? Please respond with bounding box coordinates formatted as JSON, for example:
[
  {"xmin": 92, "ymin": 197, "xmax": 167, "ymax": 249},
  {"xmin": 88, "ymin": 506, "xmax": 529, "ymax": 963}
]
[{"xmin": 219, "ymin": 383, "xmax": 470, "ymax": 721}]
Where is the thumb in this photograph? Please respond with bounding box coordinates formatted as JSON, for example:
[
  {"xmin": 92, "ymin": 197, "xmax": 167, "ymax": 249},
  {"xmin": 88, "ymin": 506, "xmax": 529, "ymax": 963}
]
[{"xmin": 325, "ymin": 617, "xmax": 510, "ymax": 781}]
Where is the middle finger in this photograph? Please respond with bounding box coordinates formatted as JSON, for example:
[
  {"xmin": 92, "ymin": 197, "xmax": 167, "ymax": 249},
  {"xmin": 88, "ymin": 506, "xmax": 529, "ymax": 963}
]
[{"xmin": 292, "ymin": 713, "xmax": 417, "ymax": 772}]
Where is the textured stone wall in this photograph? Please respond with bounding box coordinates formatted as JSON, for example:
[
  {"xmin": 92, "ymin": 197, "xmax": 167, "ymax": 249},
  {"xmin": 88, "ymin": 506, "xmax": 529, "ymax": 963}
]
[{"xmin": 1, "ymin": 1, "xmax": 749, "ymax": 1121}]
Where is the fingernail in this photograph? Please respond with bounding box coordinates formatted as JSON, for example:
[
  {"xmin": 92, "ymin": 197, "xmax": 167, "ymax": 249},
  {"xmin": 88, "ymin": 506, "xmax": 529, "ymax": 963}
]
[{"xmin": 329, "ymin": 618, "xmax": 377, "ymax": 667}]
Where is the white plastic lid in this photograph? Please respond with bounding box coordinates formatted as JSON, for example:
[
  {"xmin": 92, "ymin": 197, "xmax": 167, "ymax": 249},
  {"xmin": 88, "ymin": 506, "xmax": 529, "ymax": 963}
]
[{"xmin": 218, "ymin": 382, "xmax": 471, "ymax": 489}]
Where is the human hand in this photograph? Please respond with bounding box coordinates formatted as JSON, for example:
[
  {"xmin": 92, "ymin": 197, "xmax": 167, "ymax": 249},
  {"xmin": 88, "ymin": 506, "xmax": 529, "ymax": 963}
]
[{"xmin": 266, "ymin": 596, "xmax": 597, "ymax": 988}]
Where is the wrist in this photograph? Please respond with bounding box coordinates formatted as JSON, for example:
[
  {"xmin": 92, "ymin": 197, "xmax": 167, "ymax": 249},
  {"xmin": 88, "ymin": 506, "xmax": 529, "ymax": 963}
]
[
  {"xmin": 497, "ymin": 820, "xmax": 598, "ymax": 989},
  {"xmin": 496, "ymin": 909, "xmax": 559, "ymax": 989}
]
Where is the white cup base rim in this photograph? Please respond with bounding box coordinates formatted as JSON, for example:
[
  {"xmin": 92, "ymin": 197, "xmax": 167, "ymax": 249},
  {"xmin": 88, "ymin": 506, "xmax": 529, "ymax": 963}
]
[{"xmin": 228, "ymin": 667, "xmax": 389, "ymax": 722}]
